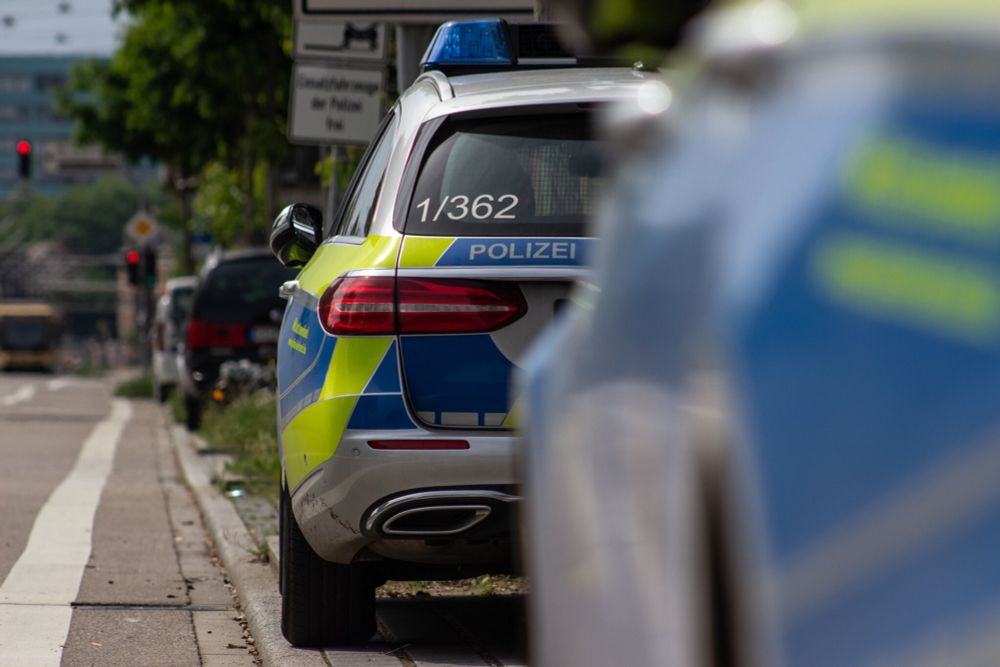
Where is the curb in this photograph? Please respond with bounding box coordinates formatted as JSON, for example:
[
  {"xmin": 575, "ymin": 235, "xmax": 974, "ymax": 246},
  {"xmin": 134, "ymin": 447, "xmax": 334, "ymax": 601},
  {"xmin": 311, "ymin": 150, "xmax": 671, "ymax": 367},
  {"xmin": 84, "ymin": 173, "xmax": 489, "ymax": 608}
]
[{"xmin": 167, "ymin": 421, "xmax": 328, "ymax": 667}]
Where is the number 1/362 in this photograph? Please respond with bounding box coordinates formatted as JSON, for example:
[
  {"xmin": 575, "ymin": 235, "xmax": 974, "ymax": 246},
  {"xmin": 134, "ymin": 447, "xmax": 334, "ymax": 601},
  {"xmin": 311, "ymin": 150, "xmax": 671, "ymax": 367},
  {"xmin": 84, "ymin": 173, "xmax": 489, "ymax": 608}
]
[{"xmin": 415, "ymin": 194, "xmax": 519, "ymax": 222}]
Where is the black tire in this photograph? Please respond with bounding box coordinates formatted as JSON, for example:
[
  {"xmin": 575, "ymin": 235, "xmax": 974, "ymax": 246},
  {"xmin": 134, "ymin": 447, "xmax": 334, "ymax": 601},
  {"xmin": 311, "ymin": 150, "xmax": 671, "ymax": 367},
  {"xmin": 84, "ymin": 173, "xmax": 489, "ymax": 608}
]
[
  {"xmin": 279, "ymin": 485, "xmax": 376, "ymax": 647},
  {"xmin": 184, "ymin": 394, "xmax": 202, "ymax": 430}
]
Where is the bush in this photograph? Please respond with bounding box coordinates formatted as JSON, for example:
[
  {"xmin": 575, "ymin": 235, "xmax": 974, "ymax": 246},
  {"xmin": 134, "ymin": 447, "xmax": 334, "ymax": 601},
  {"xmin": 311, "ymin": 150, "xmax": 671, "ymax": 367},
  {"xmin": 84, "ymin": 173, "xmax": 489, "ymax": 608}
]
[
  {"xmin": 114, "ymin": 373, "xmax": 154, "ymax": 398},
  {"xmin": 199, "ymin": 393, "xmax": 280, "ymax": 503}
]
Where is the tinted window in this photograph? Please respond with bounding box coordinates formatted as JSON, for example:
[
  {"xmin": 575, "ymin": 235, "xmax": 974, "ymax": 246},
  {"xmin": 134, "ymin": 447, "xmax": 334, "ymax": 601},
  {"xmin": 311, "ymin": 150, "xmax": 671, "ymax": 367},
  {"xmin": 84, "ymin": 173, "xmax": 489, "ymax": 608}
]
[
  {"xmin": 194, "ymin": 259, "xmax": 297, "ymax": 321},
  {"xmin": 1, "ymin": 316, "xmax": 51, "ymax": 350},
  {"xmin": 333, "ymin": 113, "xmax": 398, "ymax": 238},
  {"xmin": 404, "ymin": 113, "xmax": 604, "ymax": 236}
]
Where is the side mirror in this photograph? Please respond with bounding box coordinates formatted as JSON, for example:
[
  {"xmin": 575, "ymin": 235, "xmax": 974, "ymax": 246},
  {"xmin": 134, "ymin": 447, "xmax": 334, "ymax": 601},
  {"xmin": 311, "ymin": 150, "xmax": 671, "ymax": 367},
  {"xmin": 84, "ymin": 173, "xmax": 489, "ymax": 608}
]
[{"xmin": 270, "ymin": 203, "xmax": 324, "ymax": 268}]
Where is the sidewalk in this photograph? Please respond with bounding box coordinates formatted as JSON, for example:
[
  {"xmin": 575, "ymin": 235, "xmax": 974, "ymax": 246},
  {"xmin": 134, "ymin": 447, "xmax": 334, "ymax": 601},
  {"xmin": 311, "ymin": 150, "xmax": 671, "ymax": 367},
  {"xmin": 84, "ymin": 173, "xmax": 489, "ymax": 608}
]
[{"xmin": 164, "ymin": 416, "xmax": 329, "ymax": 667}]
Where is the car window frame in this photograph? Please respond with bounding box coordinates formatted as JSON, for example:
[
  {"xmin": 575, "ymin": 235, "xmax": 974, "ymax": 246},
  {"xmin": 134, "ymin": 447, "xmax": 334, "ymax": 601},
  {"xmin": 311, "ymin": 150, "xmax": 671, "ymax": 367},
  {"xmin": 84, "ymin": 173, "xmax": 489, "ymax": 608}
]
[{"xmin": 326, "ymin": 109, "xmax": 399, "ymax": 243}]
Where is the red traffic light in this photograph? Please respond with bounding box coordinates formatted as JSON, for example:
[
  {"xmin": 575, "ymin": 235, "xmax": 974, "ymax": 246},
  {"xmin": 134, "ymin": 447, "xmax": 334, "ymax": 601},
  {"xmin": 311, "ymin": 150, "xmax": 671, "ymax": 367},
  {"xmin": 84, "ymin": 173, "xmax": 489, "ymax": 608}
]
[
  {"xmin": 16, "ymin": 140, "xmax": 31, "ymax": 156},
  {"xmin": 126, "ymin": 250, "xmax": 140, "ymax": 264}
]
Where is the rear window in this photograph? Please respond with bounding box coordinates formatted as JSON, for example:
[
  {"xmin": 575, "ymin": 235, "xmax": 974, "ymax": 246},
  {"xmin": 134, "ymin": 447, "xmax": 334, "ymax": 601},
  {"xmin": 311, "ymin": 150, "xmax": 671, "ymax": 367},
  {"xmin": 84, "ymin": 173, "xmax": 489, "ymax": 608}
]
[
  {"xmin": 403, "ymin": 113, "xmax": 604, "ymax": 236},
  {"xmin": 194, "ymin": 259, "xmax": 297, "ymax": 320},
  {"xmin": 169, "ymin": 286, "xmax": 194, "ymax": 325},
  {"xmin": 1, "ymin": 316, "xmax": 51, "ymax": 351}
]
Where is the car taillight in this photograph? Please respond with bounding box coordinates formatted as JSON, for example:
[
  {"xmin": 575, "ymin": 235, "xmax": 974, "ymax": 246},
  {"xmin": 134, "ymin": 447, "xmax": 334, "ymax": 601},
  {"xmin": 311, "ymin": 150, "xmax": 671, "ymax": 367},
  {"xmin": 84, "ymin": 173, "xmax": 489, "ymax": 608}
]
[
  {"xmin": 318, "ymin": 276, "xmax": 526, "ymax": 336},
  {"xmin": 186, "ymin": 320, "xmax": 249, "ymax": 348}
]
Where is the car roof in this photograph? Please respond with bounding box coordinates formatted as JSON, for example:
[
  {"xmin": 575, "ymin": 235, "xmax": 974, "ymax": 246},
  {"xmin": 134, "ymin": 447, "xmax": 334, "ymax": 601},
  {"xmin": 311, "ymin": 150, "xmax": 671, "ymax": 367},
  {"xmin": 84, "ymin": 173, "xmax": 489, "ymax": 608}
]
[
  {"xmin": 201, "ymin": 247, "xmax": 275, "ymax": 274},
  {"xmin": 164, "ymin": 276, "xmax": 197, "ymax": 291},
  {"xmin": 406, "ymin": 67, "xmax": 651, "ymax": 121}
]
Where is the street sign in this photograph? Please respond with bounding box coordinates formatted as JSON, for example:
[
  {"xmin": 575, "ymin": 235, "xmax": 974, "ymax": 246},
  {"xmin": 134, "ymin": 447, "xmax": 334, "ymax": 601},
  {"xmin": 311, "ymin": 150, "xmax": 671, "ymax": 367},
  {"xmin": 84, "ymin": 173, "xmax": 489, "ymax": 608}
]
[
  {"xmin": 294, "ymin": 0, "xmax": 532, "ymax": 22},
  {"xmin": 288, "ymin": 62, "xmax": 385, "ymax": 145},
  {"xmin": 294, "ymin": 21, "xmax": 387, "ymax": 61},
  {"xmin": 125, "ymin": 211, "xmax": 159, "ymax": 245}
]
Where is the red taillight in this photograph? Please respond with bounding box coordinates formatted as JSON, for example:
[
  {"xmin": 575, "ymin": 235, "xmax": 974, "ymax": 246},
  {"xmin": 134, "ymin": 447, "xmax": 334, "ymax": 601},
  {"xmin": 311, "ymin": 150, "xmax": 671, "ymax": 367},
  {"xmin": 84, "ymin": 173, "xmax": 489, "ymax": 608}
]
[
  {"xmin": 367, "ymin": 439, "xmax": 470, "ymax": 450},
  {"xmin": 318, "ymin": 277, "xmax": 396, "ymax": 335},
  {"xmin": 318, "ymin": 276, "xmax": 526, "ymax": 336},
  {"xmin": 186, "ymin": 320, "xmax": 249, "ymax": 348}
]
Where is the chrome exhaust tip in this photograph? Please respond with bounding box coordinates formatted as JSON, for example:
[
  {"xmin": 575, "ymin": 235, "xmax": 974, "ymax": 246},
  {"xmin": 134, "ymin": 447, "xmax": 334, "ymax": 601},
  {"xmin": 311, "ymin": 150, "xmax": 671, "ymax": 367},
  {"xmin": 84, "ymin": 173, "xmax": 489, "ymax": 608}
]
[
  {"xmin": 365, "ymin": 489, "xmax": 519, "ymax": 538},
  {"xmin": 381, "ymin": 505, "xmax": 492, "ymax": 536}
]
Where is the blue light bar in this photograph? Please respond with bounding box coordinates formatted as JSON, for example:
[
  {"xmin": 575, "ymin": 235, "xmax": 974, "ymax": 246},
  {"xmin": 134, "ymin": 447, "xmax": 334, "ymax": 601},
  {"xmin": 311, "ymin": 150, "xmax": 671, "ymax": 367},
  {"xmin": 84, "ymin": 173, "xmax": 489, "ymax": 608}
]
[{"xmin": 421, "ymin": 19, "xmax": 513, "ymax": 69}]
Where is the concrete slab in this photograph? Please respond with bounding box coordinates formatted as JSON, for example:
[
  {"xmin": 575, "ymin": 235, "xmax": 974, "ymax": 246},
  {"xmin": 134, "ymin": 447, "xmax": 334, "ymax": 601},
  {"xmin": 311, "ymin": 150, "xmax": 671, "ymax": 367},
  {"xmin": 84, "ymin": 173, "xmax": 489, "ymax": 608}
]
[{"xmin": 61, "ymin": 608, "xmax": 199, "ymax": 667}]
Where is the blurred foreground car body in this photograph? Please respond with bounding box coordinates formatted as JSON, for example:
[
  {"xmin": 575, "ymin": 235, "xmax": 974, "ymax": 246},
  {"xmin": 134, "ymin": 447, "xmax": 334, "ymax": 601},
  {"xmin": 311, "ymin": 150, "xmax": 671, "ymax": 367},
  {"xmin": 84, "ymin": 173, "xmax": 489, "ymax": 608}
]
[
  {"xmin": 269, "ymin": 19, "xmax": 650, "ymax": 647},
  {"xmin": 520, "ymin": 2, "xmax": 1000, "ymax": 666},
  {"xmin": 178, "ymin": 248, "xmax": 296, "ymax": 429},
  {"xmin": 152, "ymin": 275, "xmax": 196, "ymax": 402}
]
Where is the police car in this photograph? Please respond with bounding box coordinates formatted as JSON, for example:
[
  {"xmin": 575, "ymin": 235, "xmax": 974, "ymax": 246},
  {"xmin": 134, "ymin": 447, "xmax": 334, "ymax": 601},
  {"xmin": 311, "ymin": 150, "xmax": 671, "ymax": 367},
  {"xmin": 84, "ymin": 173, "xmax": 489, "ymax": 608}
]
[{"xmin": 269, "ymin": 18, "xmax": 649, "ymax": 646}]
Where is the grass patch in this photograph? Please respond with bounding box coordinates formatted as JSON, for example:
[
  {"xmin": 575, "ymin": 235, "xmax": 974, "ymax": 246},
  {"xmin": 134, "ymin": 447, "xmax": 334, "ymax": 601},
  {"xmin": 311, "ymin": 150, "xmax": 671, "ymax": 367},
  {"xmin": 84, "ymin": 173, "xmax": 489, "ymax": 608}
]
[
  {"xmin": 199, "ymin": 393, "xmax": 281, "ymax": 504},
  {"xmin": 114, "ymin": 373, "xmax": 154, "ymax": 398},
  {"xmin": 168, "ymin": 389, "xmax": 185, "ymax": 424}
]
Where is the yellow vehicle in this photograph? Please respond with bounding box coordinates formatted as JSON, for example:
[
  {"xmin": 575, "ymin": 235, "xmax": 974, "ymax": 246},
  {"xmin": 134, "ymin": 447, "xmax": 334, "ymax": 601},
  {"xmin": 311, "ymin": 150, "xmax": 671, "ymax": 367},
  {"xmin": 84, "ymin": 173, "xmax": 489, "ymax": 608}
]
[{"xmin": 0, "ymin": 303, "xmax": 61, "ymax": 372}]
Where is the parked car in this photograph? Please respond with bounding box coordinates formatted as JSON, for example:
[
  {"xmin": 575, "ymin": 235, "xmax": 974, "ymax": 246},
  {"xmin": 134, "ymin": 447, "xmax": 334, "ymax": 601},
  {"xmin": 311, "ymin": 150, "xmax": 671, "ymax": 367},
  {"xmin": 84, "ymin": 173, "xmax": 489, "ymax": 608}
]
[
  {"xmin": 152, "ymin": 276, "xmax": 197, "ymax": 402},
  {"xmin": 178, "ymin": 248, "xmax": 296, "ymax": 429},
  {"xmin": 269, "ymin": 18, "xmax": 653, "ymax": 647},
  {"xmin": 519, "ymin": 2, "xmax": 1000, "ymax": 666}
]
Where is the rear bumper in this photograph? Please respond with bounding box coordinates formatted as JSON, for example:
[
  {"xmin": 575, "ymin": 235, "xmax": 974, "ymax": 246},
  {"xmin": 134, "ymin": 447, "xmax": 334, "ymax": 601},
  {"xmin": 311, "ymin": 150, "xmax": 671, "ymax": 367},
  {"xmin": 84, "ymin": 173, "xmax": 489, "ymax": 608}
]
[
  {"xmin": 291, "ymin": 428, "xmax": 518, "ymax": 566},
  {"xmin": 0, "ymin": 350, "xmax": 54, "ymax": 369}
]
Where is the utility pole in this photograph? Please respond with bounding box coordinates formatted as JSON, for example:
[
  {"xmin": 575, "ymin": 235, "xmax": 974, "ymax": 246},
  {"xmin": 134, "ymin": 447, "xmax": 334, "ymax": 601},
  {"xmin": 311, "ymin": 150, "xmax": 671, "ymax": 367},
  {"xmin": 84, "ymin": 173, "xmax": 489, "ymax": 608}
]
[{"xmin": 534, "ymin": 0, "xmax": 554, "ymax": 20}]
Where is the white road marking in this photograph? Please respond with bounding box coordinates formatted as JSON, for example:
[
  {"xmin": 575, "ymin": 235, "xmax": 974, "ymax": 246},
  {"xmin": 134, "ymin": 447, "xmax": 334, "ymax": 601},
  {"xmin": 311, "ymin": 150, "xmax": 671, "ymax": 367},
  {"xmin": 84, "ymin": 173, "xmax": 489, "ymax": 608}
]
[
  {"xmin": 0, "ymin": 384, "xmax": 35, "ymax": 407},
  {"xmin": 0, "ymin": 399, "xmax": 132, "ymax": 666},
  {"xmin": 46, "ymin": 378, "xmax": 71, "ymax": 392}
]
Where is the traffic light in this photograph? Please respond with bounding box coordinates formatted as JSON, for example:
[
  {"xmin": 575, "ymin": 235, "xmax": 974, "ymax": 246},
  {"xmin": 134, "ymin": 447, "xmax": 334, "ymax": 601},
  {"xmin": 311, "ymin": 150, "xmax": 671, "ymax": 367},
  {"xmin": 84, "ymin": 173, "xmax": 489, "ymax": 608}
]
[
  {"xmin": 16, "ymin": 140, "xmax": 31, "ymax": 180},
  {"xmin": 125, "ymin": 249, "xmax": 140, "ymax": 285},
  {"xmin": 144, "ymin": 247, "xmax": 157, "ymax": 287}
]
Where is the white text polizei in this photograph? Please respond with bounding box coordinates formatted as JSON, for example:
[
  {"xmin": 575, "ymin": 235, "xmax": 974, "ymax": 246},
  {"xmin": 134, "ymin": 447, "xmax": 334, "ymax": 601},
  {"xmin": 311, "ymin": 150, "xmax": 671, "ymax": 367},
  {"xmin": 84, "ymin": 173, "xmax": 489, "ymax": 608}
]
[{"xmin": 468, "ymin": 241, "xmax": 578, "ymax": 262}]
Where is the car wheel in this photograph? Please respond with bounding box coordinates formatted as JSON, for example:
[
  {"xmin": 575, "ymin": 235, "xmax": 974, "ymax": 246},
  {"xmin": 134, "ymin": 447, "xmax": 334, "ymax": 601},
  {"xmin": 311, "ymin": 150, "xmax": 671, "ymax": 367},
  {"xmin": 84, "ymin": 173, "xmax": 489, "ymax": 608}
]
[
  {"xmin": 184, "ymin": 394, "xmax": 202, "ymax": 430},
  {"xmin": 280, "ymin": 485, "xmax": 376, "ymax": 647}
]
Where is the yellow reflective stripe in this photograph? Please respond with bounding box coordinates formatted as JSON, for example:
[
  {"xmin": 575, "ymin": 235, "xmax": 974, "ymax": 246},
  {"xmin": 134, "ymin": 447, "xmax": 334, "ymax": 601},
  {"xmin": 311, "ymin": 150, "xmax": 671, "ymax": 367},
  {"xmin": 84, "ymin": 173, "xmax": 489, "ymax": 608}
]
[
  {"xmin": 321, "ymin": 337, "xmax": 393, "ymax": 399},
  {"xmin": 297, "ymin": 235, "xmax": 401, "ymax": 294},
  {"xmin": 292, "ymin": 321, "xmax": 309, "ymax": 338},
  {"xmin": 287, "ymin": 338, "xmax": 307, "ymax": 354},
  {"xmin": 283, "ymin": 397, "xmax": 359, "ymax": 490},
  {"xmin": 790, "ymin": 0, "xmax": 1000, "ymax": 34},
  {"xmin": 812, "ymin": 232, "xmax": 1000, "ymax": 343},
  {"xmin": 502, "ymin": 396, "xmax": 523, "ymax": 428},
  {"xmin": 399, "ymin": 236, "xmax": 455, "ymax": 268}
]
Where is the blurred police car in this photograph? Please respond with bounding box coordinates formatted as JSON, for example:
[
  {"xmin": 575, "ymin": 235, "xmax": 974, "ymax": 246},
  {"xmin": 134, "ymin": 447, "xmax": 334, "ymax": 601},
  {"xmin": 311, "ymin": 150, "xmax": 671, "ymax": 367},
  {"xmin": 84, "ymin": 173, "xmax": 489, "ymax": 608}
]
[
  {"xmin": 520, "ymin": 1, "xmax": 1000, "ymax": 666},
  {"xmin": 269, "ymin": 18, "xmax": 649, "ymax": 647}
]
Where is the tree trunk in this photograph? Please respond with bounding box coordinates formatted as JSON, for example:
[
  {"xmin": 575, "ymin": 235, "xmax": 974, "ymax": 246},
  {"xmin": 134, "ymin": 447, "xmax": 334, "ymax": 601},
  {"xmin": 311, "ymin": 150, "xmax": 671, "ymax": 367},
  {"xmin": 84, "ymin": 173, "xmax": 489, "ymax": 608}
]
[
  {"xmin": 243, "ymin": 129, "xmax": 258, "ymax": 245},
  {"xmin": 176, "ymin": 173, "xmax": 194, "ymax": 275}
]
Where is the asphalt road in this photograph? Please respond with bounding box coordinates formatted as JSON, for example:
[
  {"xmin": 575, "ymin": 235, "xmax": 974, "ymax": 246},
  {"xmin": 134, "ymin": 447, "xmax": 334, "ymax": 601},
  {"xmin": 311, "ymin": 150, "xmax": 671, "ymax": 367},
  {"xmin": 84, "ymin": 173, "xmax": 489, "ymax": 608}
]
[{"xmin": 0, "ymin": 373, "xmax": 528, "ymax": 666}]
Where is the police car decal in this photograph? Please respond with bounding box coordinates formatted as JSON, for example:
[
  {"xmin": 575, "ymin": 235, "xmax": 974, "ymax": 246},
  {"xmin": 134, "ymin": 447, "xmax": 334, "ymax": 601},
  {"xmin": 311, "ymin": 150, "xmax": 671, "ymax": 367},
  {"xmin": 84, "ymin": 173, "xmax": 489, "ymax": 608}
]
[{"xmin": 435, "ymin": 237, "xmax": 593, "ymax": 267}]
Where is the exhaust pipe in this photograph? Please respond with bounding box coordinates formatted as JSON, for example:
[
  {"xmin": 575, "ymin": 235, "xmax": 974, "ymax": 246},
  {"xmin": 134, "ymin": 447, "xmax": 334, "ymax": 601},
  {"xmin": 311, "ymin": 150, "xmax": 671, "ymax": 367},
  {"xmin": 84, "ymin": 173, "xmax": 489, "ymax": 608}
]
[
  {"xmin": 365, "ymin": 489, "xmax": 519, "ymax": 538},
  {"xmin": 381, "ymin": 504, "xmax": 492, "ymax": 536}
]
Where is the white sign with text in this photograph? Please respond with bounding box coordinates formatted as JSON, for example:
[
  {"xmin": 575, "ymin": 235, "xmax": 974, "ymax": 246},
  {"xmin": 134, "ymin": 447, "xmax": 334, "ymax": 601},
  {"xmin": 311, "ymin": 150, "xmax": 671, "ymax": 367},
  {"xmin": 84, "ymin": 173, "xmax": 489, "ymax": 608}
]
[{"xmin": 288, "ymin": 62, "xmax": 385, "ymax": 145}]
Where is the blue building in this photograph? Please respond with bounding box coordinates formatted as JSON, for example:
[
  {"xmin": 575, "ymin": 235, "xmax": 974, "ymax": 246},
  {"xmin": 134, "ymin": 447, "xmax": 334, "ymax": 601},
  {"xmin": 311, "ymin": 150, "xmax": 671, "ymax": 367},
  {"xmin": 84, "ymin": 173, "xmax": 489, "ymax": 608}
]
[{"xmin": 0, "ymin": 0, "xmax": 132, "ymax": 198}]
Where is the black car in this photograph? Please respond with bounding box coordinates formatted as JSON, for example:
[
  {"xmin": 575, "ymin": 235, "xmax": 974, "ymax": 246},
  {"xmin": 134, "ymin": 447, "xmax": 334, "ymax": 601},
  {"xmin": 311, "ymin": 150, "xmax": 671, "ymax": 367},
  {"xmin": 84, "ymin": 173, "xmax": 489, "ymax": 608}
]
[{"xmin": 178, "ymin": 248, "xmax": 297, "ymax": 429}]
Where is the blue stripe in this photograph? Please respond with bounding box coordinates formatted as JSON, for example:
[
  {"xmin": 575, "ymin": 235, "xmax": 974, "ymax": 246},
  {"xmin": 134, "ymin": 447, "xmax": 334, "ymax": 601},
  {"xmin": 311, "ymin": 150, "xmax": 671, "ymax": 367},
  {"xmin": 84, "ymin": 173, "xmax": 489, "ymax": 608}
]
[
  {"xmin": 436, "ymin": 237, "xmax": 593, "ymax": 267},
  {"xmin": 279, "ymin": 334, "xmax": 336, "ymax": 427},
  {"xmin": 347, "ymin": 394, "xmax": 413, "ymax": 429}
]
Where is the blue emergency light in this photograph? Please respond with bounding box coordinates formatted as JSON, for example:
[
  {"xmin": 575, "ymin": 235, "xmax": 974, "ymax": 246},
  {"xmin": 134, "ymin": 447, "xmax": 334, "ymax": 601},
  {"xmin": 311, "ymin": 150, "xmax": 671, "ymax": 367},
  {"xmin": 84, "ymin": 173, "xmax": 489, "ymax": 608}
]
[{"xmin": 420, "ymin": 19, "xmax": 606, "ymax": 74}]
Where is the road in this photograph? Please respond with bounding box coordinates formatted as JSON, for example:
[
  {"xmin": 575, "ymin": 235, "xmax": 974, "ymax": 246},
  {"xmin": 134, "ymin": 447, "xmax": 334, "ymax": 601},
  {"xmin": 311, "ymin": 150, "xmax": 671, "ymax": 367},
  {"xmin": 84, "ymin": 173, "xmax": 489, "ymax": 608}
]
[{"xmin": 0, "ymin": 373, "xmax": 528, "ymax": 666}]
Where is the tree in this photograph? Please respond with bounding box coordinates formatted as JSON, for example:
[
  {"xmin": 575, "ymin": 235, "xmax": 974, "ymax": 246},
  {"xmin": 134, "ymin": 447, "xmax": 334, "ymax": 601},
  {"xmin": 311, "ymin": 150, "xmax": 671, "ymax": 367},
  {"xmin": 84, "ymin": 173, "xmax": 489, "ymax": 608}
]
[{"xmin": 59, "ymin": 0, "xmax": 292, "ymax": 268}]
